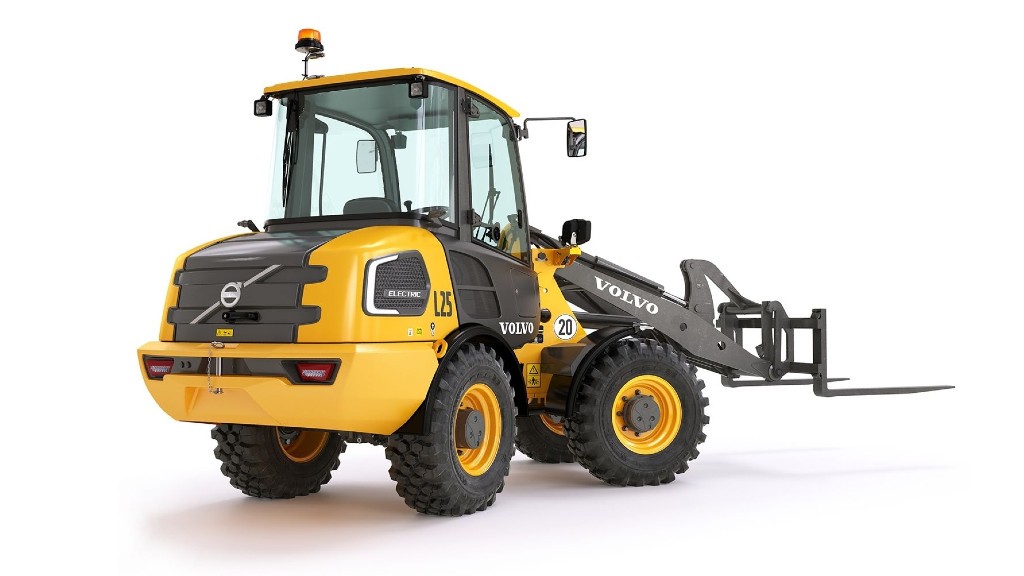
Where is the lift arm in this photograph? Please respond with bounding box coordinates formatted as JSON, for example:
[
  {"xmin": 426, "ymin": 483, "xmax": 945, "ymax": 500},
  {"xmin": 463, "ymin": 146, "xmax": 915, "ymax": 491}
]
[{"xmin": 533, "ymin": 228, "xmax": 950, "ymax": 397}]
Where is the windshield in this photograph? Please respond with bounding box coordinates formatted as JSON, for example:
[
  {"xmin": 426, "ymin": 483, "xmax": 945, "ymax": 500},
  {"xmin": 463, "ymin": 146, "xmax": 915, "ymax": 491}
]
[{"xmin": 268, "ymin": 82, "xmax": 454, "ymax": 221}]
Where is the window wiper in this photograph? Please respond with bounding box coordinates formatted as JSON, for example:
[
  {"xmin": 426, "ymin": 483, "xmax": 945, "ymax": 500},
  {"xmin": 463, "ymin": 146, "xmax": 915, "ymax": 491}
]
[
  {"xmin": 237, "ymin": 220, "xmax": 261, "ymax": 233},
  {"xmin": 478, "ymin": 145, "xmax": 501, "ymax": 240},
  {"xmin": 281, "ymin": 97, "xmax": 304, "ymax": 208},
  {"xmin": 282, "ymin": 132, "xmax": 294, "ymax": 208}
]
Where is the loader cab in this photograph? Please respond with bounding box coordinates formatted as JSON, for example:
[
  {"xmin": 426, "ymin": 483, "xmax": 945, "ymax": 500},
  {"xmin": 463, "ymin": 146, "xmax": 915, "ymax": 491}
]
[
  {"xmin": 263, "ymin": 70, "xmax": 531, "ymax": 265},
  {"xmin": 260, "ymin": 69, "xmax": 541, "ymax": 348}
]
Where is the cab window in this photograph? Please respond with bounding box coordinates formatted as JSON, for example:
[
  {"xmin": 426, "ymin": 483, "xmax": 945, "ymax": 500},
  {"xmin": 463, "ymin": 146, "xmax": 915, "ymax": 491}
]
[{"xmin": 467, "ymin": 98, "xmax": 528, "ymax": 261}]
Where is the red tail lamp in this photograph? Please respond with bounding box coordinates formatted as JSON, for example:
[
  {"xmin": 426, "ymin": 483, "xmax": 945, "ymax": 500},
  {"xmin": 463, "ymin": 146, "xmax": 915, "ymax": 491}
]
[
  {"xmin": 296, "ymin": 362, "xmax": 335, "ymax": 383},
  {"xmin": 144, "ymin": 357, "xmax": 174, "ymax": 380}
]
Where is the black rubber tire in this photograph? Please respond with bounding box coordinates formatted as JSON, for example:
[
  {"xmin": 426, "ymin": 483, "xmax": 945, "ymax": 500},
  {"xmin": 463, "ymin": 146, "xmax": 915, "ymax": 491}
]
[
  {"xmin": 565, "ymin": 338, "xmax": 709, "ymax": 486},
  {"xmin": 515, "ymin": 415, "xmax": 574, "ymax": 463},
  {"xmin": 385, "ymin": 343, "xmax": 516, "ymax": 516},
  {"xmin": 212, "ymin": 424, "xmax": 345, "ymax": 498}
]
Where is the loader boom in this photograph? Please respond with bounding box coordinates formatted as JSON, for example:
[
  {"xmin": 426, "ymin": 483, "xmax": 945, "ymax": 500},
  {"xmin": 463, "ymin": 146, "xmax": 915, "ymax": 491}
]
[{"xmin": 531, "ymin": 228, "xmax": 950, "ymax": 397}]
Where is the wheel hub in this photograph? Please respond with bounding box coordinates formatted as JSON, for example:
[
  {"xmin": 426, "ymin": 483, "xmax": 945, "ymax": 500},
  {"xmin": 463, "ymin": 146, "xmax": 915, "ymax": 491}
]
[
  {"xmin": 540, "ymin": 413, "xmax": 566, "ymax": 436},
  {"xmin": 275, "ymin": 427, "xmax": 330, "ymax": 463},
  {"xmin": 623, "ymin": 393, "xmax": 660, "ymax": 433},
  {"xmin": 611, "ymin": 375, "xmax": 683, "ymax": 455},
  {"xmin": 455, "ymin": 408, "xmax": 485, "ymax": 449},
  {"xmin": 278, "ymin": 427, "xmax": 300, "ymax": 445}
]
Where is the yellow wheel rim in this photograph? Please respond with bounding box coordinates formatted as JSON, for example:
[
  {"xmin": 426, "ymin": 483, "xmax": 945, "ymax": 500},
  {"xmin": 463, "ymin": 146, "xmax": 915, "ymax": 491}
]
[
  {"xmin": 277, "ymin": 428, "xmax": 329, "ymax": 463},
  {"xmin": 455, "ymin": 383, "xmax": 502, "ymax": 476},
  {"xmin": 611, "ymin": 375, "xmax": 682, "ymax": 455},
  {"xmin": 540, "ymin": 413, "xmax": 566, "ymax": 436}
]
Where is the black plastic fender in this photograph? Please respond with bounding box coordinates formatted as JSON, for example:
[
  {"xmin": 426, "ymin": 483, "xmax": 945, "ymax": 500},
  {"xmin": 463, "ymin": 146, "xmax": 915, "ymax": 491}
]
[
  {"xmin": 394, "ymin": 324, "xmax": 529, "ymax": 435},
  {"xmin": 542, "ymin": 326, "xmax": 639, "ymax": 418}
]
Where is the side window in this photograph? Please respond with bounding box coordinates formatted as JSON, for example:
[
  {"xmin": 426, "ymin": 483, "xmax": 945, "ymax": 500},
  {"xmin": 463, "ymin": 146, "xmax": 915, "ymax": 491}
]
[{"xmin": 468, "ymin": 99, "xmax": 528, "ymax": 261}]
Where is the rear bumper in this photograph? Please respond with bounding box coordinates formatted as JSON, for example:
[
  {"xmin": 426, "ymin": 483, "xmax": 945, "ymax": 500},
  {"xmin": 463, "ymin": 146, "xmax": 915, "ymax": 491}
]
[{"xmin": 137, "ymin": 341, "xmax": 438, "ymax": 435}]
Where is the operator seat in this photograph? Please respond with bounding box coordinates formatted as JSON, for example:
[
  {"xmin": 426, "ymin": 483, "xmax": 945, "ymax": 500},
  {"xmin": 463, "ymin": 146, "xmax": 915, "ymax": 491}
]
[{"xmin": 343, "ymin": 197, "xmax": 399, "ymax": 214}]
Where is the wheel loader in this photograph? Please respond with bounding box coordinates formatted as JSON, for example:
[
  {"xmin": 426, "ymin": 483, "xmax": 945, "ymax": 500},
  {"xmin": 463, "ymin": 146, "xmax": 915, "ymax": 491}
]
[{"xmin": 137, "ymin": 29, "xmax": 949, "ymax": 516}]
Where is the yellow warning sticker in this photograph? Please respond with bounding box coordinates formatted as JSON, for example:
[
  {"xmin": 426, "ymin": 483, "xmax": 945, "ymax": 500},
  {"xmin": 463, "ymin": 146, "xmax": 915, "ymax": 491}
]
[
  {"xmin": 215, "ymin": 328, "xmax": 234, "ymax": 337},
  {"xmin": 525, "ymin": 364, "xmax": 541, "ymax": 388}
]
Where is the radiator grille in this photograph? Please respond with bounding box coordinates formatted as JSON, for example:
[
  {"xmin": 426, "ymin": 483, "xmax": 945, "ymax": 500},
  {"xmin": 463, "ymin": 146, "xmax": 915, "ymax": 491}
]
[
  {"xmin": 168, "ymin": 230, "xmax": 340, "ymax": 343},
  {"xmin": 170, "ymin": 265, "xmax": 325, "ymax": 343}
]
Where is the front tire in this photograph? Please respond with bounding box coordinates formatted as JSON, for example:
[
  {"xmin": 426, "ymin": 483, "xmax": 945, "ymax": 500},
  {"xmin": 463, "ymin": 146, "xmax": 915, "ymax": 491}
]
[
  {"xmin": 565, "ymin": 338, "xmax": 708, "ymax": 486},
  {"xmin": 386, "ymin": 343, "xmax": 516, "ymax": 516},
  {"xmin": 212, "ymin": 424, "xmax": 345, "ymax": 498}
]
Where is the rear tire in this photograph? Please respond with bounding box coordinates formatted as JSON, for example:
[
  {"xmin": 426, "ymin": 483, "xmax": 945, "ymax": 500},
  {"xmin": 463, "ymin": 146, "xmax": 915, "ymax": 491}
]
[
  {"xmin": 212, "ymin": 424, "xmax": 345, "ymax": 498},
  {"xmin": 515, "ymin": 414, "xmax": 574, "ymax": 463},
  {"xmin": 385, "ymin": 343, "xmax": 516, "ymax": 516},
  {"xmin": 565, "ymin": 338, "xmax": 708, "ymax": 486}
]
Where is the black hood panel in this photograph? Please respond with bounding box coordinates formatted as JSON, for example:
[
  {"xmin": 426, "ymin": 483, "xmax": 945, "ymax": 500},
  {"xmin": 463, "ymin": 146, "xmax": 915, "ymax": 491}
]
[
  {"xmin": 170, "ymin": 229, "xmax": 348, "ymax": 343},
  {"xmin": 185, "ymin": 230, "xmax": 347, "ymax": 270}
]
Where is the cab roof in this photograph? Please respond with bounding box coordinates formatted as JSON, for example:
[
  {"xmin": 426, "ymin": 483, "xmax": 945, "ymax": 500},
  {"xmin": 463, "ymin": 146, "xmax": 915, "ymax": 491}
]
[{"xmin": 264, "ymin": 67, "xmax": 519, "ymax": 118}]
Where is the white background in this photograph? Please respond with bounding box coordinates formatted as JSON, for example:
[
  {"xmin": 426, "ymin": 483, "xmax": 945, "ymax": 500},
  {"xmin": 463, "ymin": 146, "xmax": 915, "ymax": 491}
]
[{"xmin": 1, "ymin": 1, "xmax": 1021, "ymax": 574}]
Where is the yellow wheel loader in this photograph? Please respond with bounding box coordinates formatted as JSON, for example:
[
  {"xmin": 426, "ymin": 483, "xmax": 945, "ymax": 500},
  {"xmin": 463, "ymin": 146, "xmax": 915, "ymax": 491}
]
[{"xmin": 138, "ymin": 30, "xmax": 949, "ymax": 516}]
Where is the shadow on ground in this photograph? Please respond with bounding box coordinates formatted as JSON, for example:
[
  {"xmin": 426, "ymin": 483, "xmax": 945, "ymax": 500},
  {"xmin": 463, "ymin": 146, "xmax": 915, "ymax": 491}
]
[{"xmin": 146, "ymin": 447, "xmax": 950, "ymax": 555}]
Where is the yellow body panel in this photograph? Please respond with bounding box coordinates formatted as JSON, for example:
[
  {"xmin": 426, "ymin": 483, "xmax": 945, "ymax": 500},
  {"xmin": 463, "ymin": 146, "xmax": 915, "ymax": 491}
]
[
  {"xmin": 159, "ymin": 234, "xmax": 246, "ymax": 341},
  {"xmin": 263, "ymin": 67, "xmax": 520, "ymax": 118},
  {"xmin": 138, "ymin": 341, "xmax": 438, "ymax": 434},
  {"xmin": 516, "ymin": 247, "xmax": 586, "ymax": 404},
  {"xmin": 298, "ymin": 226, "xmax": 459, "ymax": 343}
]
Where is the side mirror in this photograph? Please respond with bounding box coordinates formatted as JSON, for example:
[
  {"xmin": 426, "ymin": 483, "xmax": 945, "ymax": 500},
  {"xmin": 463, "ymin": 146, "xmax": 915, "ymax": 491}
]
[
  {"xmin": 356, "ymin": 140, "xmax": 378, "ymax": 174},
  {"xmin": 567, "ymin": 119, "xmax": 587, "ymax": 157},
  {"xmin": 560, "ymin": 219, "xmax": 592, "ymax": 246}
]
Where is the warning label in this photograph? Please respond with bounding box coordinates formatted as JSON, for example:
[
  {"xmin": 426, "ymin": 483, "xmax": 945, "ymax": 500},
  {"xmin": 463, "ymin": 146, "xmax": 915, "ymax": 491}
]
[{"xmin": 525, "ymin": 364, "xmax": 541, "ymax": 388}]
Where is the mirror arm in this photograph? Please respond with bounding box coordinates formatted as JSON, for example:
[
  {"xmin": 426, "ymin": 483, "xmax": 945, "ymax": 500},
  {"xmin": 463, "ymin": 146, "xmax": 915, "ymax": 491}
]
[{"xmin": 521, "ymin": 116, "xmax": 577, "ymax": 140}]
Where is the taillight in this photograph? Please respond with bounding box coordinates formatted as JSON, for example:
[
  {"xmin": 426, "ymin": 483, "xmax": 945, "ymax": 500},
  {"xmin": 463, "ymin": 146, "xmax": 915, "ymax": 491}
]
[
  {"xmin": 296, "ymin": 362, "xmax": 335, "ymax": 383},
  {"xmin": 144, "ymin": 357, "xmax": 174, "ymax": 380}
]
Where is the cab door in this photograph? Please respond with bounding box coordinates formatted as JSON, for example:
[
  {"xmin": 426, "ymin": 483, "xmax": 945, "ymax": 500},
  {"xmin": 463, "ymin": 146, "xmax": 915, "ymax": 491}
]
[{"xmin": 441, "ymin": 92, "xmax": 539, "ymax": 349}]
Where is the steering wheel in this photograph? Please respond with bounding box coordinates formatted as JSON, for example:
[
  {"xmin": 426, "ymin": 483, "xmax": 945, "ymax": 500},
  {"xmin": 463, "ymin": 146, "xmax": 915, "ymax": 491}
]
[{"xmin": 410, "ymin": 205, "xmax": 449, "ymax": 219}]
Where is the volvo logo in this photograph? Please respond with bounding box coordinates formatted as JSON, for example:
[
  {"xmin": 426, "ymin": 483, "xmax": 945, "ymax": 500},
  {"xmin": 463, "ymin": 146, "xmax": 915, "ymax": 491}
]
[
  {"xmin": 220, "ymin": 282, "xmax": 243, "ymax": 308},
  {"xmin": 190, "ymin": 265, "xmax": 280, "ymax": 325},
  {"xmin": 499, "ymin": 321, "xmax": 535, "ymax": 335},
  {"xmin": 595, "ymin": 277, "xmax": 659, "ymax": 315}
]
